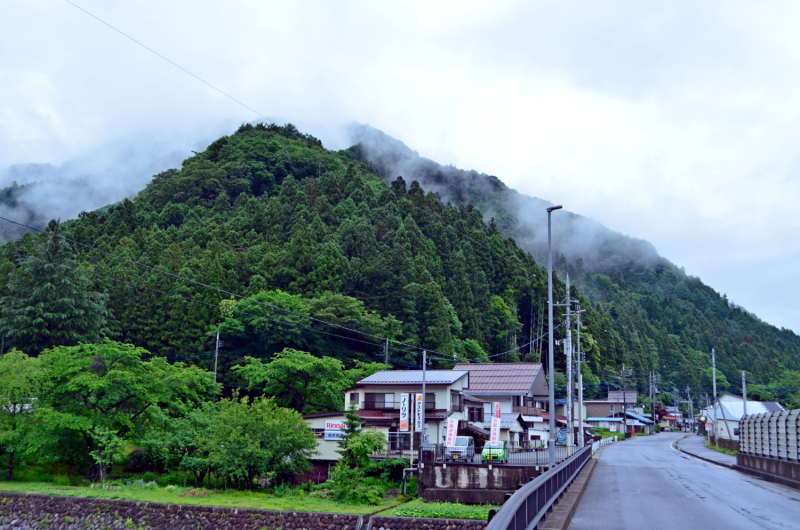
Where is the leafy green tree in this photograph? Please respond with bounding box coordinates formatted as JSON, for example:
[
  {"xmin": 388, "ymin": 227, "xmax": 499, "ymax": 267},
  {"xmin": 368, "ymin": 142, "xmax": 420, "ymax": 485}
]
[
  {"xmin": 35, "ymin": 341, "xmax": 214, "ymax": 479},
  {"xmin": 198, "ymin": 394, "xmax": 316, "ymax": 489},
  {"xmin": 0, "ymin": 350, "xmax": 40, "ymax": 480},
  {"xmin": 329, "ymin": 407, "xmax": 387, "ymax": 504},
  {"xmin": 0, "ymin": 229, "xmax": 113, "ymax": 354},
  {"xmin": 234, "ymin": 348, "xmax": 349, "ymax": 413}
]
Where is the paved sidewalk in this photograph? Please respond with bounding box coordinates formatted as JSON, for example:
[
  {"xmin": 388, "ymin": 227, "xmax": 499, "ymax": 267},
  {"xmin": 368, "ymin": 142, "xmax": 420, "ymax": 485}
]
[{"xmin": 675, "ymin": 433, "xmax": 736, "ymax": 467}]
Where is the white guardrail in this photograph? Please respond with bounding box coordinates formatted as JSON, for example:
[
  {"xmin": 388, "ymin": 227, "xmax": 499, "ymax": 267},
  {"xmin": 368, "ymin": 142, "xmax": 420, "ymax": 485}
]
[{"xmin": 591, "ymin": 436, "xmax": 616, "ymax": 454}]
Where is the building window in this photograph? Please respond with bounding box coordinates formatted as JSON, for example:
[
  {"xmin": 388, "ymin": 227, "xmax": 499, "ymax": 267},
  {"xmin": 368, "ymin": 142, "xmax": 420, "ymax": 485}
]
[
  {"xmin": 468, "ymin": 406, "xmax": 484, "ymax": 423},
  {"xmin": 311, "ymin": 428, "xmax": 325, "ymax": 438},
  {"xmin": 364, "ymin": 393, "xmax": 395, "ymax": 410},
  {"xmin": 610, "ymin": 404, "xmax": 615, "ymax": 412},
  {"xmin": 425, "ymin": 393, "xmax": 435, "ymax": 410},
  {"xmin": 512, "ymin": 396, "xmax": 521, "ymax": 407},
  {"xmin": 451, "ymin": 391, "xmax": 464, "ymax": 412},
  {"xmin": 350, "ymin": 392, "xmax": 359, "ymax": 406}
]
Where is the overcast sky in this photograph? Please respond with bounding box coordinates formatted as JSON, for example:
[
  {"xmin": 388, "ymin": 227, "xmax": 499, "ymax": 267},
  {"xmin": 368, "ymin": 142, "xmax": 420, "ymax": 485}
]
[{"xmin": 2, "ymin": 1, "xmax": 799, "ymax": 332}]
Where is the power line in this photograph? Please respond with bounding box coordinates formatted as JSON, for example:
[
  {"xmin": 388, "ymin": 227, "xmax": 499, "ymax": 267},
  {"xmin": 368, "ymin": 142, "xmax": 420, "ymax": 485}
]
[{"xmin": 63, "ymin": 0, "xmax": 272, "ymax": 122}]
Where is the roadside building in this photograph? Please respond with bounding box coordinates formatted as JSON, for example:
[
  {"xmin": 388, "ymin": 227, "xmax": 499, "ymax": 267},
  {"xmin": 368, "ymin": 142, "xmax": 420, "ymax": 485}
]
[
  {"xmin": 702, "ymin": 393, "xmax": 784, "ymax": 441},
  {"xmin": 453, "ymin": 363, "xmax": 549, "ymax": 416},
  {"xmin": 584, "ymin": 391, "xmax": 638, "ymax": 418}
]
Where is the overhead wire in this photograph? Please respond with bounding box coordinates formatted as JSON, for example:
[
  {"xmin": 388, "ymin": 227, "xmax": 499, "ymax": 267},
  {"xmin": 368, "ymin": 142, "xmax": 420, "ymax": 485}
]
[{"xmin": 63, "ymin": 0, "xmax": 271, "ymax": 122}]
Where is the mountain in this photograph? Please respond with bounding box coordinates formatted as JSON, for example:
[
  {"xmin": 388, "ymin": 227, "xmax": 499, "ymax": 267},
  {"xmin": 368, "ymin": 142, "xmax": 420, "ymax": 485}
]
[{"xmin": 0, "ymin": 122, "xmax": 797, "ymax": 404}]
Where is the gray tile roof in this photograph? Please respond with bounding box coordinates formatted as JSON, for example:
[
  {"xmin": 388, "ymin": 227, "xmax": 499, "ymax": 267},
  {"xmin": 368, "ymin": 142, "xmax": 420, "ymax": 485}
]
[
  {"xmin": 357, "ymin": 370, "xmax": 468, "ymax": 386},
  {"xmin": 454, "ymin": 363, "xmax": 542, "ymax": 394},
  {"xmin": 607, "ymin": 391, "xmax": 638, "ymax": 403}
]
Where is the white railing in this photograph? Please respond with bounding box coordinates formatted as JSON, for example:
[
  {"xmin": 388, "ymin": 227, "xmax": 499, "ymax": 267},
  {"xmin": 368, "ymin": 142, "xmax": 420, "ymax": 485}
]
[{"xmin": 591, "ymin": 436, "xmax": 616, "ymax": 454}]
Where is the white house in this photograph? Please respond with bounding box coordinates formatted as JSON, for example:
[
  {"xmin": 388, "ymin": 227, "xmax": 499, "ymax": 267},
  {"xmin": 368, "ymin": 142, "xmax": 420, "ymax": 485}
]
[{"xmin": 703, "ymin": 393, "xmax": 784, "ymax": 440}]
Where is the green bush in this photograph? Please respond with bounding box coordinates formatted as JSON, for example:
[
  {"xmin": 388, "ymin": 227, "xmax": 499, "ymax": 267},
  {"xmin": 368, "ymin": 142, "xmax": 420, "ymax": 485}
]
[
  {"xmin": 324, "ymin": 464, "xmax": 385, "ymax": 505},
  {"xmin": 364, "ymin": 458, "xmax": 409, "ymax": 482},
  {"xmin": 141, "ymin": 472, "xmax": 157, "ymax": 483}
]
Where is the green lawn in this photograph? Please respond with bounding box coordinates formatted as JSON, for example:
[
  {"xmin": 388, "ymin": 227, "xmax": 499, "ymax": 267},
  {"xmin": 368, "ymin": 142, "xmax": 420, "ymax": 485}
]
[
  {"xmin": 0, "ymin": 481, "xmax": 404, "ymax": 515},
  {"xmin": 384, "ymin": 499, "xmax": 499, "ymax": 520}
]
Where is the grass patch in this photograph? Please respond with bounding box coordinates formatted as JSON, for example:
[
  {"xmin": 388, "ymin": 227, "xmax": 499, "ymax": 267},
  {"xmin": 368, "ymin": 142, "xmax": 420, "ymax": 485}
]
[
  {"xmin": 588, "ymin": 428, "xmax": 618, "ymax": 440},
  {"xmin": 705, "ymin": 442, "xmax": 737, "ymax": 456},
  {"xmin": 384, "ymin": 499, "xmax": 499, "ymax": 520},
  {"xmin": 0, "ymin": 481, "xmax": 403, "ymax": 515}
]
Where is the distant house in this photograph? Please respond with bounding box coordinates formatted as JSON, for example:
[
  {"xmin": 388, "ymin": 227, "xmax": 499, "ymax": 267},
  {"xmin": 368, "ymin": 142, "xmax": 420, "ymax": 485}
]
[
  {"xmin": 702, "ymin": 393, "xmax": 784, "ymax": 441},
  {"xmin": 608, "ymin": 410, "xmax": 655, "ymax": 435},
  {"xmin": 585, "ymin": 391, "xmax": 638, "ymax": 418}
]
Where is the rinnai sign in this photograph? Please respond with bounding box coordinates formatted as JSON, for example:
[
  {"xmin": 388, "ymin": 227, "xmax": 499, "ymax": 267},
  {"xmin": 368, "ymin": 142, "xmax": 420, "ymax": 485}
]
[
  {"xmin": 445, "ymin": 418, "xmax": 458, "ymax": 446},
  {"xmin": 399, "ymin": 393, "xmax": 410, "ymax": 432},
  {"xmin": 490, "ymin": 416, "xmax": 501, "ymax": 445},
  {"xmin": 325, "ymin": 421, "xmax": 346, "ymax": 430}
]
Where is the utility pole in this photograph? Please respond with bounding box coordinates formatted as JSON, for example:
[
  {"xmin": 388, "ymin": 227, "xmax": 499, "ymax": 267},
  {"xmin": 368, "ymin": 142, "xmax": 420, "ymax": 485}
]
[
  {"xmin": 421, "ymin": 350, "xmax": 427, "ymax": 448},
  {"xmin": 742, "ymin": 371, "xmax": 747, "ymax": 418},
  {"xmin": 712, "ymin": 348, "xmax": 717, "ymax": 440},
  {"xmin": 576, "ymin": 303, "xmax": 585, "ymax": 448},
  {"xmin": 213, "ymin": 330, "xmax": 220, "ymax": 385},
  {"xmin": 686, "ymin": 386, "xmax": 694, "ymax": 433},
  {"xmin": 384, "ymin": 338, "xmax": 389, "ymax": 365},
  {"xmin": 565, "ymin": 273, "xmax": 573, "ymax": 454},
  {"xmin": 546, "ymin": 205, "xmax": 562, "ymax": 468},
  {"xmin": 620, "ymin": 364, "xmax": 632, "ymax": 436},
  {"xmin": 650, "ymin": 372, "xmax": 654, "ymax": 424},
  {"xmin": 711, "ymin": 348, "xmax": 734, "ymax": 441}
]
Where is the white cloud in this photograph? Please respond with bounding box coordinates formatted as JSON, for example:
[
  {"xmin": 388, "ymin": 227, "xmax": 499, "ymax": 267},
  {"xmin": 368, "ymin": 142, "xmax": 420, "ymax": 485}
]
[{"xmin": 0, "ymin": 0, "xmax": 799, "ymax": 330}]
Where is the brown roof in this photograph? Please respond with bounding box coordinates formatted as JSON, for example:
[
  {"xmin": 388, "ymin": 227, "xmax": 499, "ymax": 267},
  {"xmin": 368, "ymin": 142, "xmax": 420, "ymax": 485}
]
[
  {"xmin": 607, "ymin": 391, "xmax": 638, "ymax": 403},
  {"xmin": 454, "ymin": 363, "xmax": 543, "ymax": 394}
]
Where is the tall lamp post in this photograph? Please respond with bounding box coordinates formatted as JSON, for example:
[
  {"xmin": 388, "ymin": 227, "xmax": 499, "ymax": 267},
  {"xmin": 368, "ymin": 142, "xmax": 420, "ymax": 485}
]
[{"xmin": 547, "ymin": 205, "xmax": 562, "ymax": 468}]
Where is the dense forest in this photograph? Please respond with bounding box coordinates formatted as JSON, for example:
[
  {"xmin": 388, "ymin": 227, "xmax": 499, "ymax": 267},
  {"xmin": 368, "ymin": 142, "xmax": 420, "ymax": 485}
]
[{"xmin": 0, "ymin": 122, "xmax": 798, "ymax": 408}]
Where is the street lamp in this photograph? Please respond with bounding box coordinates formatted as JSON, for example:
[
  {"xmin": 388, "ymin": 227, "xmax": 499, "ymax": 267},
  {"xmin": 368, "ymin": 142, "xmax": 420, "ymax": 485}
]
[{"xmin": 547, "ymin": 205, "xmax": 562, "ymax": 468}]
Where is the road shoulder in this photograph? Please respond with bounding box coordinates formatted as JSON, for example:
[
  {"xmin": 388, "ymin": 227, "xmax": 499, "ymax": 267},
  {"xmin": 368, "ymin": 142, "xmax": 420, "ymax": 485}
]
[{"xmin": 674, "ymin": 434, "xmax": 736, "ymax": 468}]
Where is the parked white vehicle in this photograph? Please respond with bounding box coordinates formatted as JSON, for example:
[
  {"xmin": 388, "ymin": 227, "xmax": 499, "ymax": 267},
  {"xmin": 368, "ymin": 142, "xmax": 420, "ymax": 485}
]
[{"xmin": 445, "ymin": 436, "xmax": 475, "ymax": 461}]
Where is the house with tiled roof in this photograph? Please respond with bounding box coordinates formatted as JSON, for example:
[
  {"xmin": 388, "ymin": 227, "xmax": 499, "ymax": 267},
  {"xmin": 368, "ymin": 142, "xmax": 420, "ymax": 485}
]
[{"xmin": 453, "ymin": 363, "xmax": 549, "ymax": 444}]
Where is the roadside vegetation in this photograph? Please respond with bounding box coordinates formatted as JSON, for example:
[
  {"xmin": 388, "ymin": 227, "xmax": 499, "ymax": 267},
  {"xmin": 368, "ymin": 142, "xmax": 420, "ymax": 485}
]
[
  {"xmin": 386, "ymin": 499, "xmax": 499, "ymax": 520},
  {"xmin": 705, "ymin": 442, "xmax": 737, "ymax": 456}
]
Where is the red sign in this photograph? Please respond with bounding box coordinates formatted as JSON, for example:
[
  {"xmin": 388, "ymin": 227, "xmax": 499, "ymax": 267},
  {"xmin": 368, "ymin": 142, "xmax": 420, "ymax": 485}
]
[
  {"xmin": 446, "ymin": 418, "xmax": 458, "ymax": 446},
  {"xmin": 490, "ymin": 417, "xmax": 501, "ymax": 445},
  {"xmin": 494, "ymin": 402, "xmax": 502, "ymax": 418},
  {"xmin": 325, "ymin": 421, "xmax": 346, "ymax": 430}
]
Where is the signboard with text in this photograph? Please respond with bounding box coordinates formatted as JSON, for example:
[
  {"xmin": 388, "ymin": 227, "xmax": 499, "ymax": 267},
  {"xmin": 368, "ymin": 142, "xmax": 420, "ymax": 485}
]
[
  {"xmin": 610, "ymin": 424, "xmax": 617, "ymax": 432},
  {"xmin": 490, "ymin": 416, "xmax": 501, "ymax": 445},
  {"xmin": 494, "ymin": 402, "xmax": 502, "ymax": 418},
  {"xmin": 415, "ymin": 394, "xmax": 424, "ymax": 432},
  {"xmin": 399, "ymin": 393, "xmax": 410, "ymax": 432},
  {"xmin": 445, "ymin": 418, "xmax": 458, "ymax": 446}
]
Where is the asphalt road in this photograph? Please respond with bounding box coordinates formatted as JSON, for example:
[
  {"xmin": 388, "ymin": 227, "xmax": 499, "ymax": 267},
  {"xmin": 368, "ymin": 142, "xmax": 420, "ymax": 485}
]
[{"xmin": 569, "ymin": 433, "xmax": 800, "ymax": 530}]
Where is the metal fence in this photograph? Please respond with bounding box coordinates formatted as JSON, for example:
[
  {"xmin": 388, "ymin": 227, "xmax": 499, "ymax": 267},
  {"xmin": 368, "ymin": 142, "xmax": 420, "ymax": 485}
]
[
  {"xmin": 740, "ymin": 410, "xmax": 800, "ymax": 461},
  {"xmin": 420, "ymin": 442, "xmax": 586, "ymax": 466},
  {"xmin": 591, "ymin": 436, "xmax": 615, "ymax": 455},
  {"xmin": 486, "ymin": 445, "xmax": 593, "ymax": 530}
]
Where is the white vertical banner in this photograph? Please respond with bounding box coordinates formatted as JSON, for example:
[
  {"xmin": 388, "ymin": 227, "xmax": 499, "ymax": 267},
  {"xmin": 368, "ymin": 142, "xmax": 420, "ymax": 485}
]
[
  {"xmin": 494, "ymin": 402, "xmax": 502, "ymax": 418},
  {"xmin": 490, "ymin": 416, "xmax": 501, "ymax": 445},
  {"xmin": 445, "ymin": 417, "xmax": 458, "ymax": 446},
  {"xmin": 399, "ymin": 393, "xmax": 410, "ymax": 432},
  {"xmin": 414, "ymin": 393, "xmax": 424, "ymax": 432}
]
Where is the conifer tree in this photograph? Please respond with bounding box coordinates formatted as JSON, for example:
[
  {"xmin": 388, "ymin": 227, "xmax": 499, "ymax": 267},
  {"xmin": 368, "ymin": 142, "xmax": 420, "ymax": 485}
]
[{"xmin": 0, "ymin": 227, "xmax": 113, "ymax": 354}]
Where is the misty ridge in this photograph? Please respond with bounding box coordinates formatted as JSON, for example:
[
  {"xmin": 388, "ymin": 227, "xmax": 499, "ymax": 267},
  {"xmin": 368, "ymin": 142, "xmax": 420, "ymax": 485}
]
[
  {"xmin": 0, "ymin": 141, "xmax": 192, "ymax": 244},
  {"xmin": 346, "ymin": 123, "xmax": 668, "ymax": 278}
]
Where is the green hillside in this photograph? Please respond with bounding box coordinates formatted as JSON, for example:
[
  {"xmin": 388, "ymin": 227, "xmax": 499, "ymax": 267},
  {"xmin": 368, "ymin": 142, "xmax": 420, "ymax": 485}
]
[{"xmin": 0, "ymin": 122, "xmax": 797, "ymax": 404}]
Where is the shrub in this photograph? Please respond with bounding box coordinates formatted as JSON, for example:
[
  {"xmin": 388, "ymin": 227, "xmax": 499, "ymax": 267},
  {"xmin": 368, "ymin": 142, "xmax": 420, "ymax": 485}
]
[{"xmin": 364, "ymin": 458, "xmax": 408, "ymax": 482}]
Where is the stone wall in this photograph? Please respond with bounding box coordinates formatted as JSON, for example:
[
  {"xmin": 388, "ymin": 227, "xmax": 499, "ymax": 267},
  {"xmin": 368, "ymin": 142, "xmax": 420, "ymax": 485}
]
[{"xmin": 0, "ymin": 492, "xmax": 361, "ymax": 530}]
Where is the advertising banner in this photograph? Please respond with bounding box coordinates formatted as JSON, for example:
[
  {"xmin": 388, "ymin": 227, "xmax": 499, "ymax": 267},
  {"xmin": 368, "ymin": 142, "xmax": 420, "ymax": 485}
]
[
  {"xmin": 445, "ymin": 418, "xmax": 458, "ymax": 446},
  {"xmin": 489, "ymin": 416, "xmax": 501, "ymax": 446},
  {"xmin": 414, "ymin": 394, "xmax": 424, "ymax": 432},
  {"xmin": 610, "ymin": 424, "xmax": 617, "ymax": 432},
  {"xmin": 399, "ymin": 393, "xmax": 410, "ymax": 432},
  {"xmin": 494, "ymin": 402, "xmax": 502, "ymax": 418}
]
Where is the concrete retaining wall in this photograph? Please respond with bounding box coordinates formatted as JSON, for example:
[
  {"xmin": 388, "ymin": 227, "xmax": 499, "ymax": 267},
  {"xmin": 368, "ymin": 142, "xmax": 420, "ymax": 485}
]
[
  {"xmin": 736, "ymin": 453, "xmax": 800, "ymax": 489},
  {"xmin": 418, "ymin": 463, "xmax": 541, "ymax": 505}
]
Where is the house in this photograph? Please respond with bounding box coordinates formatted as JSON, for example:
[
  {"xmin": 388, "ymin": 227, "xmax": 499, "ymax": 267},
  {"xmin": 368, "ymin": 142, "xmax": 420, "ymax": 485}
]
[
  {"xmin": 608, "ymin": 410, "xmax": 655, "ymax": 434},
  {"xmin": 660, "ymin": 414, "xmax": 678, "ymax": 429},
  {"xmin": 452, "ymin": 363, "xmax": 548, "ymax": 416},
  {"xmin": 302, "ymin": 368, "xmax": 470, "ymax": 477},
  {"xmin": 703, "ymin": 393, "xmax": 784, "ymax": 441},
  {"xmin": 483, "ymin": 412, "xmax": 528, "ymax": 444},
  {"xmin": 586, "ymin": 417, "xmax": 624, "ymax": 433},
  {"xmin": 584, "ymin": 391, "xmax": 638, "ymax": 418}
]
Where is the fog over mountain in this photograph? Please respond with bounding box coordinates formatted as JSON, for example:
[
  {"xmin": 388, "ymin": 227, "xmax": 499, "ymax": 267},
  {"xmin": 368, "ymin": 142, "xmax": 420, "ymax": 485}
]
[{"xmin": 348, "ymin": 123, "xmax": 664, "ymax": 277}]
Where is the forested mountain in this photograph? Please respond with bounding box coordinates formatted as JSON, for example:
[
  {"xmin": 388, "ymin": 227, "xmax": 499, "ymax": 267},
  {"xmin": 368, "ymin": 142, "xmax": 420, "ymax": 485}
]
[{"xmin": 0, "ymin": 122, "xmax": 798, "ymax": 405}]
